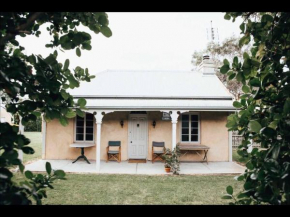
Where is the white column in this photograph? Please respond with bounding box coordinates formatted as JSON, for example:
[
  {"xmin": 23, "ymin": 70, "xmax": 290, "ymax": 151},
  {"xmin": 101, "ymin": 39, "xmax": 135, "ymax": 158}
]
[
  {"xmin": 18, "ymin": 116, "xmax": 24, "ymax": 162},
  {"xmin": 170, "ymin": 111, "xmax": 179, "ymax": 150},
  {"xmin": 94, "ymin": 112, "xmax": 104, "ymax": 172},
  {"xmin": 247, "ymin": 139, "xmax": 253, "ymax": 153},
  {"xmin": 228, "ymin": 131, "xmax": 232, "ymax": 162},
  {"xmin": 42, "ymin": 115, "xmax": 46, "ymax": 159}
]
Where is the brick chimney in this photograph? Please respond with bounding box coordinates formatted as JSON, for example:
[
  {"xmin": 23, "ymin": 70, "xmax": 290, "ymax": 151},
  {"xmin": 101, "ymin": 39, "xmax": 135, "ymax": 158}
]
[{"xmin": 197, "ymin": 54, "xmax": 216, "ymax": 76}]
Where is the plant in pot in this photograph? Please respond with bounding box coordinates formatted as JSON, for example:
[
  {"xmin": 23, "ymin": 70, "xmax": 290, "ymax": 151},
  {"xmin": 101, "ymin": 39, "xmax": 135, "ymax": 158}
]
[
  {"xmin": 162, "ymin": 149, "xmax": 172, "ymax": 173},
  {"xmin": 162, "ymin": 146, "xmax": 181, "ymax": 174},
  {"xmin": 171, "ymin": 146, "xmax": 181, "ymax": 175}
]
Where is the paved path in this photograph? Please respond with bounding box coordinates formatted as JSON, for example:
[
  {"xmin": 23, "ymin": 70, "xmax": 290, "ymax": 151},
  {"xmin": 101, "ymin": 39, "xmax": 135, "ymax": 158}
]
[{"xmin": 24, "ymin": 160, "xmax": 246, "ymax": 175}]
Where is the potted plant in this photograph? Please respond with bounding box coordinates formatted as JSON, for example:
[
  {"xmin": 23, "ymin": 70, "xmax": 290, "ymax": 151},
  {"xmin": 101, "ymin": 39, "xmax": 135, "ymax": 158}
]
[
  {"xmin": 162, "ymin": 146, "xmax": 181, "ymax": 174},
  {"xmin": 170, "ymin": 146, "xmax": 181, "ymax": 175},
  {"xmin": 162, "ymin": 149, "xmax": 172, "ymax": 173}
]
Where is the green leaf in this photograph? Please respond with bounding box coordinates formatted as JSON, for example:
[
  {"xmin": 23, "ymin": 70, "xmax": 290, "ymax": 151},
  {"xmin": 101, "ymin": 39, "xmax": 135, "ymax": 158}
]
[
  {"xmin": 222, "ymin": 195, "xmax": 232, "ymax": 199},
  {"xmin": 64, "ymin": 59, "xmax": 70, "ymax": 70},
  {"xmin": 249, "ymin": 78, "xmax": 260, "ymax": 87},
  {"xmin": 224, "ymin": 14, "xmax": 231, "ymax": 20},
  {"xmin": 283, "ymin": 98, "xmax": 290, "ymax": 115},
  {"xmin": 243, "ymin": 52, "xmax": 250, "ymax": 60},
  {"xmin": 220, "ymin": 65, "xmax": 230, "ymax": 74},
  {"xmin": 271, "ymin": 145, "xmax": 280, "ymax": 160},
  {"xmin": 46, "ymin": 162, "xmax": 52, "ymax": 175},
  {"xmin": 251, "ymin": 58, "xmax": 261, "ymax": 67},
  {"xmin": 33, "ymin": 24, "xmax": 39, "ymax": 31},
  {"xmin": 223, "ymin": 59, "xmax": 230, "ymax": 65},
  {"xmin": 68, "ymin": 76, "xmax": 79, "ymax": 88},
  {"xmin": 233, "ymin": 101, "xmax": 242, "ymax": 108},
  {"xmin": 76, "ymin": 108, "xmax": 85, "ymax": 118},
  {"xmin": 239, "ymin": 35, "xmax": 250, "ymax": 47},
  {"xmin": 226, "ymin": 186, "xmax": 233, "ymax": 195},
  {"xmin": 19, "ymin": 164, "xmax": 25, "ymax": 173},
  {"xmin": 229, "ymin": 73, "xmax": 236, "ymax": 80},
  {"xmin": 60, "ymin": 89, "xmax": 69, "ymax": 100},
  {"xmin": 77, "ymin": 98, "xmax": 87, "ymax": 108},
  {"xmin": 246, "ymin": 162, "xmax": 254, "ymax": 170},
  {"xmin": 54, "ymin": 170, "xmax": 66, "ymax": 179},
  {"xmin": 100, "ymin": 26, "xmax": 112, "ymax": 37},
  {"xmin": 59, "ymin": 116, "xmax": 69, "ymax": 126},
  {"xmin": 98, "ymin": 15, "xmax": 109, "ymax": 26},
  {"xmin": 248, "ymin": 120, "xmax": 262, "ymax": 133},
  {"xmin": 260, "ymin": 127, "xmax": 276, "ymax": 137},
  {"xmin": 268, "ymin": 120, "xmax": 278, "ymax": 130},
  {"xmin": 27, "ymin": 55, "xmax": 36, "ymax": 65},
  {"xmin": 31, "ymin": 111, "xmax": 41, "ymax": 117},
  {"xmin": 25, "ymin": 171, "xmax": 33, "ymax": 179},
  {"xmin": 22, "ymin": 147, "xmax": 35, "ymax": 154},
  {"xmin": 65, "ymin": 110, "xmax": 76, "ymax": 118},
  {"xmin": 237, "ymin": 193, "xmax": 248, "ymax": 199},
  {"xmin": 76, "ymin": 47, "xmax": 81, "ymax": 57},
  {"xmin": 240, "ymin": 23, "xmax": 245, "ymax": 32},
  {"xmin": 242, "ymin": 85, "xmax": 250, "ymax": 93},
  {"xmin": 235, "ymin": 174, "xmax": 245, "ymax": 181}
]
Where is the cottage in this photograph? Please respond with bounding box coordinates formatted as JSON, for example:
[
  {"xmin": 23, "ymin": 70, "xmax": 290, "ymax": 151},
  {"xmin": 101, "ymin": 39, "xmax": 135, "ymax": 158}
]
[{"xmin": 41, "ymin": 56, "xmax": 235, "ymax": 171}]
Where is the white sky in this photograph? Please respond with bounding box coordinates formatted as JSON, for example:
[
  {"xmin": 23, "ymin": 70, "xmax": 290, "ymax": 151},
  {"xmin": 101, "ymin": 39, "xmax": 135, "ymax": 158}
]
[{"xmin": 17, "ymin": 12, "xmax": 242, "ymax": 74}]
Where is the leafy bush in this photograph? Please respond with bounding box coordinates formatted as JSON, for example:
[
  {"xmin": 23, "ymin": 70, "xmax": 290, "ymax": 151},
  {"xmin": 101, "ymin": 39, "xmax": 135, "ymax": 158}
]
[{"xmin": 221, "ymin": 12, "xmax": 290, "ymax": 205}]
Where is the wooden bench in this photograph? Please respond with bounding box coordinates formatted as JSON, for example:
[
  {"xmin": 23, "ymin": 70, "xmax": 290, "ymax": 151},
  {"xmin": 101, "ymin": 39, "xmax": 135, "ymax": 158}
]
[{"xmin": 177, "ymin": 143, "xmax": 210, "ymax": 164}]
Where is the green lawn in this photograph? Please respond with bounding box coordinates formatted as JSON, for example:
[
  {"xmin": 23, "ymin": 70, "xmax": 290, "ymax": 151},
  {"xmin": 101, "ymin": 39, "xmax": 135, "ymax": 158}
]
[
  {"xmin": 23, "ymin": 132, "xmax": 42, "ymax": 164},
  {"xmin": 13, "ymin": 173, "xmax": 242, "ymax": 205},
  {"xmin": 14, "ymin": 132, "xmax": 243, "ymax": 205}
]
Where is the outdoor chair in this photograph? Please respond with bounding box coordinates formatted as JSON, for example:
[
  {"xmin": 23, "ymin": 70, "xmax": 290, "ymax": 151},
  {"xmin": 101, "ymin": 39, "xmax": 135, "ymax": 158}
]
[
  {"xmin": 106, "ymin": 141, "xmax": 121, "ymax": 163},
  {"xmin": 152, "ymin": 141, "xmax": 165, "ymax": 163}
]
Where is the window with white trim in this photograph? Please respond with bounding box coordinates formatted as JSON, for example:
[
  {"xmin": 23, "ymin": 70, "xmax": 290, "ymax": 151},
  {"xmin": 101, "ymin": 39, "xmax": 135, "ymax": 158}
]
[
  {"xmin": 75, "ymin": 113, "xmax": 94, "ymax": 142},
  {"xmin": 181, "ymin": 113, "xmax": 200, "ymax": 142}
]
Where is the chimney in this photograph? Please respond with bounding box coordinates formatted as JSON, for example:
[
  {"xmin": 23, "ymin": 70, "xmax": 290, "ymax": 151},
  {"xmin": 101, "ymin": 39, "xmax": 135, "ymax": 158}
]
[{"xmin": 197, "ymin": 54, "xmax": 216, "ymax": 76}]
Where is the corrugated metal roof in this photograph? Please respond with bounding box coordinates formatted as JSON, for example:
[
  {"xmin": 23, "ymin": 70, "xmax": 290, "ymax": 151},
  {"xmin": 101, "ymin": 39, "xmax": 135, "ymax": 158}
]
[
  {"xmin": 69, "ymin": 70, "xmax": 234, "ymax": 99},
  {"xmin": 69, "ymin": 70, "xmax": 235, "ymax": 110}
]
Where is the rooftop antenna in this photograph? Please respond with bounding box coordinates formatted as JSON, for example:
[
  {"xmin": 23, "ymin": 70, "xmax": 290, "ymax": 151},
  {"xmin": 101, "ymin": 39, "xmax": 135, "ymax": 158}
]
[
  {"xmin": 211, "ymin": 20, "xmax": 214, "ymax": 41},
  {"xmin": 206, "ymin": 21, "xmax": 219, "ymax": 44}
]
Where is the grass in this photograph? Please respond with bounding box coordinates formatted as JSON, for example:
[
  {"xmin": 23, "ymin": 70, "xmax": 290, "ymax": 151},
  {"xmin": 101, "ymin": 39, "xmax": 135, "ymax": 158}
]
[
  {"xmin": 13, "ymin": 173, "xmax": 242, "ymax": 205},
  {"xmin": 12, "ymin": 132, "xmax": 243, "ymax": 205},
  {"xmin": 23, "ymin": 132, "xmax": 42, "ymax": 164}
]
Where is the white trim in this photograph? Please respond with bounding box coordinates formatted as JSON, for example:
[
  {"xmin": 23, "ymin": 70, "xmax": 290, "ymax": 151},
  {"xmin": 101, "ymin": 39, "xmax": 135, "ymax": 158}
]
[
  {"xmin": 42, "ymin": 115, "xmax": 46, "ymax": 159},
  {"xmin": 18, "ymin": 116, "xmax": 24, "ymax": 162},
  {"xmin": 74, "ymin": 113, "xmax": 95, "ymax": 143},
  {"xmin": 179, "ymin": 112, "xmax": 201, "ymax": 144},
  {"xmin": 228, "ymin": 131, "xmax": 232, "ymax": 162},
  {"xmin": 128, "ymin": 113, "xmax": 148, "ymax": 159}
]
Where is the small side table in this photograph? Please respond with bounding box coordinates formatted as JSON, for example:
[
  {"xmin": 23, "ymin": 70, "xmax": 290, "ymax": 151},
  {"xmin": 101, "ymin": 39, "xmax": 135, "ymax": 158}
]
[{"xmin": 70, "ymin": 144, "xmax": 95, "ymax": 164}]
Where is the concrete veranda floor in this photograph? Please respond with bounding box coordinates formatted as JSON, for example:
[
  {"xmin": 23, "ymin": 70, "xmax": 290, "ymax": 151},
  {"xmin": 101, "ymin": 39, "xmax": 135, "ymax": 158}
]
[{"xmin": 24, "ymin": 159, "xmax": 246, "ymax": 175}]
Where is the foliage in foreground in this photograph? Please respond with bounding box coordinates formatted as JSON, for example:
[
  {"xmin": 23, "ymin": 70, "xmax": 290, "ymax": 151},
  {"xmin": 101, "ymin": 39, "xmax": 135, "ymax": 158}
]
[
  {"xmin": 221, "ymin": 12, "xmax": 290, "ymax": 205},
  {"xmin": 0, "ymin": 12, "xmax": 112, "ymax": 205}
]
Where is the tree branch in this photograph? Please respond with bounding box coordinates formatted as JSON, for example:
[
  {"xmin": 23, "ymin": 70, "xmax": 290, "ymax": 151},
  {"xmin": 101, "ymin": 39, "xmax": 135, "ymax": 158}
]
[{"xmin": 0, "ymin": 12, "xmax": 44, "ymax": 49}]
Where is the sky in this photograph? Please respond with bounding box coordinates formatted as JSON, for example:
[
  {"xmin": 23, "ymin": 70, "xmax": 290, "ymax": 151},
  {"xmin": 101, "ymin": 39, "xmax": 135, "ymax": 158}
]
[{"xmin": 17, "ymin": 12, "xmax": 243, "ymax": 74}]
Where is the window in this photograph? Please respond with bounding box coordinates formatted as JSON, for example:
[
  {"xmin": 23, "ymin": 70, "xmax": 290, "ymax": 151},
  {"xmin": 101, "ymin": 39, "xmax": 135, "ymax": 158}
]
[
  {"xmin": 181, "ymin": 113, "xmax": 200, "ymax": 142},
  {"xmin": 75, "ymin": 113, "xmax": 94, "ymax": 142}
]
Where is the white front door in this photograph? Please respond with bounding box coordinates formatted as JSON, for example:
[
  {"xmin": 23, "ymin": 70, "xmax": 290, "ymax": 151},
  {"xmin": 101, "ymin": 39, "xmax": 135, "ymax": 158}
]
[{"xmin": 128, "ymin": 114, "xmax": 148, "ymax": 159}]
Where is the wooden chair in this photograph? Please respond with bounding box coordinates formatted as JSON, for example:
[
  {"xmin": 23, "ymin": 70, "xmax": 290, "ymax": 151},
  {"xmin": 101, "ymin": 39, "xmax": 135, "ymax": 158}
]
[
  {"xmin": 152, "ymin": 141, "xmax": 165, "ymax": 163},
  {"xmin": 106, "ymin": 141, "xmax": 121, "ymax": 163}
]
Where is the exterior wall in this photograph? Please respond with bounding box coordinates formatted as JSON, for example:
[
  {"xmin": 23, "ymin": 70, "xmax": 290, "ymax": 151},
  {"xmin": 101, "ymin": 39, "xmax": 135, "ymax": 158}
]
[
  {"xmin": 0, "ymin": 107, "xmax": 12, "ymax": 124},
  {"xmin": 44, "ymin": 111, "xmax": 229, "ymax": 162},
  {"xmin": 148, "ymin": 112, "xmax": 172, "ymax": 160},
  {"xmin": 177, "ymin": 112, "xmax": 229, "ymax": 162}
]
